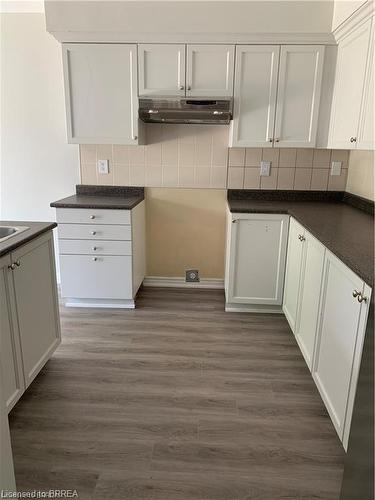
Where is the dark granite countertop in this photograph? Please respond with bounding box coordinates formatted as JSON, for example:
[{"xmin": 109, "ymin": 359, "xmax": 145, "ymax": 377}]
[
  {"xmin": 50, "ymin": 185, "xmax": 144, "ymax": 210},
  {"xmin": 0, "ymin": 221, "xmax": 57, "ymax": 258},
  {"xmin": 228, "ymin": 191, "xmax": 374, "ymax": 287}
]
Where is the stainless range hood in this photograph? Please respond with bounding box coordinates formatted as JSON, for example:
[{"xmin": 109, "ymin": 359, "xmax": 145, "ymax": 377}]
[{"xmin": 139, "ymin": 98, "xmax": 232, "ymax": 125}]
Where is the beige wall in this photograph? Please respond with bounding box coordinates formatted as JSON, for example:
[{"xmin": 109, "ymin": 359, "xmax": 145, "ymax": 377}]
[
  {"xmin": 146, "ymin": 188, "xmax": 227, "ymax": 279},
  {"xmin": 346, "ymin": 150, "xmax": 375, "ymax": 201}
]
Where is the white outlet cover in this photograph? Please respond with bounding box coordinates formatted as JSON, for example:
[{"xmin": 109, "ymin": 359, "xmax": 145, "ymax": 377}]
[
  {"xmin": 330, "ymin": 161, "xmax": 342, "ymax": 176},
  {"xmin": 260, "ymin": 161, "xmax": 271, "ymax": 176},
  {"xmin": 97, "ymin": 159, "xmax": 109, "ymax": 175}
]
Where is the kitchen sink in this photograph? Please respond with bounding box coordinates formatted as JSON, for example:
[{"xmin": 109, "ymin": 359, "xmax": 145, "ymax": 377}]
[{"xmin": 0, "ymin": 225, "xmax": 29, "ymax": 243}]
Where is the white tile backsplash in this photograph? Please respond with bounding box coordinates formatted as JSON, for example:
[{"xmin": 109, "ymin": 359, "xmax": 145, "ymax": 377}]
[{"xmin": 80, "ymin": 128, "xmax": 349, "ymax": 191}]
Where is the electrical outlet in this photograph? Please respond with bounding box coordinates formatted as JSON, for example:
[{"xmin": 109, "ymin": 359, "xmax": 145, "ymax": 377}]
[
  {"xmin": 186, "ymin": 269, "xmax": 200, "ymax": 283},
  {"xmin": 330, "ymin": 161, "xmax": 342, "ymax": 176},
  {"xmin": 97, "ymin": 159, "xmax": 109, "ymax": 175},
  {"xmin": 260, "ymin": 161, "xmax": 271, "ymax": 176}
]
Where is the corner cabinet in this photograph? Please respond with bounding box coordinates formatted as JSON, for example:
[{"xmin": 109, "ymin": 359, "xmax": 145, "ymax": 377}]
[
  {"xmin": 0, "ymin": 231, "xmax": 61, "ymax": 412},
  {"xmin": 225, "ymin": 211, "xmax": 289, "ymax": 312},
  {"xmin": 138, "ymin": 43, "xmax": 234, "ymax": 97},
  {"xmin": 230, "ymin": 44, "xmax": 325, "ymax": 148},
  {"xmin": 329, "ymin": 17, "xmax": 374, "ymax": 150},
  {"xmin": 62, "ymin": 43, "xmax": 142, "ymax": 145}
]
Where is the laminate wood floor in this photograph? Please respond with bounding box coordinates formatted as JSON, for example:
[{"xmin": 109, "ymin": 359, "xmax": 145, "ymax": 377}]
[{"xmin": 9, "ymin": 287, "xmax": 345, "ymax": 499}]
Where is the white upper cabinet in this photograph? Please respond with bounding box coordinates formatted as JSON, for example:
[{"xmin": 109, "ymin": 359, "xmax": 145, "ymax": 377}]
[
  {"xmin": 186, "ymin": 45, "xmax": 234, "ymax": 97},
  {"xmin": 274, "ymin": 45, "xmax": 325, "ymax": 148},
  {"xmin": 138, "ymin": 44, "xmax": 186, "ymax": 96},
  {"xmin": 329, "ymin": 18, "xmax": 373, "ymax": 149},
  {"xmin": 62, "ymin": 43, "xmax": 139, "ymax": 144},
  {"xmin": 226, "ymin": 213, "xmax": 289, "ymax": 309},
  {"xmin": 231, "ymin": 45, "xmax": 325, "ymax": 148},
  {"xmin": 357, "ymin": 21, "xmax": 374, "ymax": 150},
  {"xmin": 230, "ymin": 45, "xmax": 279, "ymax": 148}
]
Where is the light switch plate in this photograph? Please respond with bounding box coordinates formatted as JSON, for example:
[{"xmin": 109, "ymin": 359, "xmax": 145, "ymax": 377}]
[
  {"xmin": 331, "ymin": 161, "xmax": 342, "ymax": 176},
  {"xmin": 260, "ymin": 161, "xmax": 271, "ymax": 176},
  {"xmin": 97, "ymin": 159, "xmax": 109, "ymax": 175}
]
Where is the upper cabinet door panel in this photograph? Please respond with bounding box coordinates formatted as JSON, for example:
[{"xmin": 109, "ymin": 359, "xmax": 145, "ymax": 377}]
[
  {"xmin": 63, "ymin": 43, "xmax": 138, "ymax": 144},
  {"xmin": 138, "ymin": 44, "xmax": 186, "ymax": 96},
  {"xmin": 357, "ymin": 21, "xmax": 374, "ymax": 150},
  {"xmin": 230, "ymin": 45, "xmax": 280, "ymax": 148},
  {"xmin": 274, "ymin": 45, "xmax": 325, "ymax": 148},
  {"xmin": 186, "ymin": 44, "xmax": 234, "ymax": 96},
  {"xmin": 329, "ymin": 19, "xmax": 372, "ymax": 149}
]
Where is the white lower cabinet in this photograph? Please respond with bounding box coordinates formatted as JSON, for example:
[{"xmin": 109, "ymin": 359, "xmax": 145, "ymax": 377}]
[
  {"xmin": 0, "ymin": 231, "xmax": 61, "ymax": 412},
  {"xmin": 56, "ymin": 202, "xmax": 146, "ymax": 308},
  {"xmin": 282, "ymin": 216, "xmax": 371, "ymax": 449},
  {"xmin": 294, "ymin": 232, "xmax": 325, "ymax": 370},
  {"xmin": 313, "ymin": 251, "xmax": 371, "ymax": 449},
  {"xmin": 225, "ymin": 212, "xmax": 289, "ymax": 312},
  {"xmin": 283, "ymin": 218, "xmax": 305, "ymax": 331}
]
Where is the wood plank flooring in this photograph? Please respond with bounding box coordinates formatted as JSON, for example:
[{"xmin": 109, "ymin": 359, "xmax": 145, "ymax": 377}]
[{"xmin": 9, "ymin": 287, "xmax": 345, "ymax": 499}]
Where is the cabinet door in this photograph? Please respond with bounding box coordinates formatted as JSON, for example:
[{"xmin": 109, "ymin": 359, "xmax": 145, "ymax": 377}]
[
  {"xmin": 230, "ymin": 45, "xmax": 279, "ymax": 147},
  {"xmin": 0, "ymin": 255, "xmax": 24, "ymax": 412},
  {"xmin": 295, "ymin": 231, "xmax": 325, "ymax": 370},
  {"xmin": 357, "ymin": 21, "xmax": 374, "ymax": 150},
  {"xmin": 12, "ymin": 233, "xmax": 61, "ymax": 388},
  {"xmin": 227, "ymin": 214, "xmax": 289, "ymax": 305},
  {"xmin": 138, "ymin": 44, "xmax": 186, "ymax": 96},
  {"xmin": 329, "ymin": 19, "xmax": 372, "ymax": 149},
  {"xmin": 282, "ymin": 218, "xmax": 304, "ymax": 332},
  {"xmin": 63, "ymin": 43, "xmax": 138, "ymax": 144},
  {"xmin": 274, "ymin": 45, "xmax": 324, "ymax": 148},
  {"xmin": 186, "ymin": 44, "xmax": 234, "ymax": 97},
  {"xmin": 313, "ymin": 251, "xmax": 366, "ymax": 442}
]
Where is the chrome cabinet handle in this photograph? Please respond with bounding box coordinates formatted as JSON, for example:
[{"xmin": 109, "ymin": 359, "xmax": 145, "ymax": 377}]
[
  {"xmin": 133, "ymin": 135, "xmax": 138, "ymax": 140},
  {"xmin": 187, "ymin": 85, "xmax": 191, "ymax": 91},
  {"xmin": 91, "ymin": 231, "xmax": 96, "ymax": 235},
  {"xmin": 268, "ymin": 138, "xmax": 273, "ymax": 142},
  {"xmin": 213, "ymin": 111, "xmax": 224, "ymax": 115},
  {"xmin": 232, "ymin": 219, "xmax": 237, "ymax": 224},
  {"xmin": 8, "ymin": 263, "xmax": 16, "ymax": 271},
  {"xmin": 352, "ymin": 290, "xmax": 360, "ymax": 298},
  {"xmin": 92, "ymin": 247, "xmax": 97, "ymax": 251},
  {"xmin": 298, "ymin": 234, "xmax": 305, "ymax": 241},
  {"xmin": 274, "ymin": 138, "xmax": 280, "ymax": 142},
  {"xmin": 92, "ymin": 257, "xmax": 98, "ymax": 262},
  {"xmin": 90, "ymin": 215, "xmax": 95, "ymax": 220},
  {"xmin": 15, "ymin": 260, "xmax": 21, "ymax": 267},
  {"xmin": 357, "ymin": 293, "xmax": 368, "ymax": 303},
  {"xmin": 350, "ymin": 137, "xmax": 357, "ymax": 143},
  {"xmin": 179, "ymin": 85, "xmax": 184, "ymax": 90},
  {"xmin": 148, "ymin": 109, "xmax": 159, "ymax": 114}
]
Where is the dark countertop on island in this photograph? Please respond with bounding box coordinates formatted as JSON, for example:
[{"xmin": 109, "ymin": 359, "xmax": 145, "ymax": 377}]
[
  {"xmin": 228, "ymin": 190, "xmax": 374, "ymax": 287},
  {"xmin": 0, "ymin": 221, "xmax": 57, "ymax": 258},
  {"xmin": 50, "ymin": 185, "xmax": 145, "ymax": 210}
]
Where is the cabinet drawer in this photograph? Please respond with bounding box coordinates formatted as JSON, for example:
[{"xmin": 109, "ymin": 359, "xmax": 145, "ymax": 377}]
[
  {"xmin": 56, "ymin": 208, "xmax": 131, "ymax": 225},
  {"xmin": 59, "ymin": 239, "xmax": 132, "ymax": 256},
  {"xmin": 60, "ymin": 255, "xmax": 133, "ymax": 300},
  {"xmin": 58, "ymin": 224, "xmax": 131, "ymax": 241}
]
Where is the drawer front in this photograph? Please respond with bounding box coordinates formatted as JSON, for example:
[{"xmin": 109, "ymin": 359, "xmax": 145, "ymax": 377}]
[
  {"xmin": 59, "ymin": 239, "xmax": 132, "ymax": 256},
  {"xmin": 60, "ymin": 255, "xmax": 133, "ymax": 299},
  {"xmin": 58, "ymin": 224, "xmax": 131, "ymax": 241},
  {"xmin": 56, "ymin": 208, "xmax": 131, "ymax": 225}
]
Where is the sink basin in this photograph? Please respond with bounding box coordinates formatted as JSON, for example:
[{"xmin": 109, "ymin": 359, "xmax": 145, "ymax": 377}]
[{"xmin": 0, "ymin": 225, "xmax": 29, "ymax": 243}]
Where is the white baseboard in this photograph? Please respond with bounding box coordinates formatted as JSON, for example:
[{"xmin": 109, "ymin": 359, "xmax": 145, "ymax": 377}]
[{"xmin": 143, "ymin": 276, "xmax": 224, "ymax": 289}]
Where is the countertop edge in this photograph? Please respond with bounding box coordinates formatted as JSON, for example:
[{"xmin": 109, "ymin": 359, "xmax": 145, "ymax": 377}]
[{"xmin": 0, "ymin": 222, "xmax": 57, "ymax": 258}]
